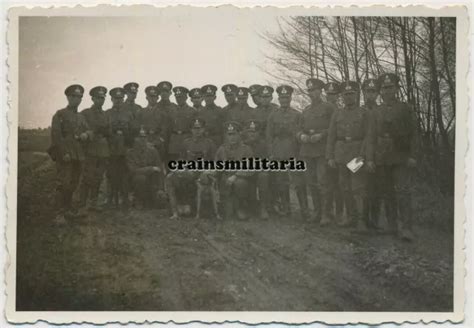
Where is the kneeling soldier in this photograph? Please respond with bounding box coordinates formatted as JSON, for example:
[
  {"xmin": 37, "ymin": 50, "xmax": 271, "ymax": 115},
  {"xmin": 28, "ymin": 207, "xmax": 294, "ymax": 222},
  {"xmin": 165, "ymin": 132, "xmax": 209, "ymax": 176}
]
[
  {"xmin": 326, "ymin": 81, "xmax": 375, "ymax": 231},
  {"xmin": 166, "ymin": 118, "xmax": 216, "ymax": 219},
  {"xmin": 126, "ymin": 128, "xmax": 165, "ymax": 209},
  {"xmin": 215, "ymin": 121, "xmax": 254, "ymax": 220}
]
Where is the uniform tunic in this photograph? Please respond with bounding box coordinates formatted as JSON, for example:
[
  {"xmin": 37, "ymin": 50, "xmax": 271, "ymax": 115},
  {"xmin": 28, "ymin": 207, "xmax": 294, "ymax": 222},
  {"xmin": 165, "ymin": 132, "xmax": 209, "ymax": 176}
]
[
  {"xmin": 197, "ymin": 104, "xmax": 225, "ymax": 147},
  {"xmin": 50, "ymin": 106, "xmax": 91, "ymax": 211},
  {"xmin": 168, "ymin": 103, "xmax": 197, "ymax": 159},
  {"xmin": 78, "ymin": 105, "xmax": 110, "ymax": 205}
]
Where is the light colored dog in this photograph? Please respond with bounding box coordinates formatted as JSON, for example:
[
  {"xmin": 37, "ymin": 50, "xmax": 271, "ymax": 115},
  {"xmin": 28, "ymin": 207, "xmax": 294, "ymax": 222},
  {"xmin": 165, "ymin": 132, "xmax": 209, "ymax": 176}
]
[{"xmin": 194, "ymin": 171, "xmax": 222, "ymax": 220}]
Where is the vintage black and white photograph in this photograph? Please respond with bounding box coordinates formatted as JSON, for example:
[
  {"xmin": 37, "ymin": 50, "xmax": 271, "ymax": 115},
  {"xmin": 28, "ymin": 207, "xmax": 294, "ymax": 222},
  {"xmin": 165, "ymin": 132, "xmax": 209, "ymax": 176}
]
[{"xmin": 6, "ymin": 4, "xmax": 467, "ymax": 324}]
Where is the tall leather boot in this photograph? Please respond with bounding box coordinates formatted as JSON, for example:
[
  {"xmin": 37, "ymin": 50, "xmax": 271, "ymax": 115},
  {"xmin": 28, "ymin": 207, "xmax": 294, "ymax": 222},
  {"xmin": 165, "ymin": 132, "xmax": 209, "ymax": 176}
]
[
  {"xmin": 280, "ymin": 187, "xmax": 291, "ymax": 217},
  {"xmin": 320, "ymin": 193, "xmax": 332, "ymax": 226},
  {"xmin": 310, "ymin": 186, "xmax": 321, "ymax": 222},
  {"xmin": 339, "ymin": 191, "xmax": 354, "ymax": 227},
  {"xmin": 354, "ymin": 194, "xmax": 369, "ymax": 232},
  {"xmin": 398, "ymin": 193, "xmax": 414, "ymax": 241},
  {"xmin": 296, "ymin": 186, "xmax": 309, "ymax": 220},
  {"xmin": 385, "ymin": 197, "xmax": 398, "ymax": 235}
]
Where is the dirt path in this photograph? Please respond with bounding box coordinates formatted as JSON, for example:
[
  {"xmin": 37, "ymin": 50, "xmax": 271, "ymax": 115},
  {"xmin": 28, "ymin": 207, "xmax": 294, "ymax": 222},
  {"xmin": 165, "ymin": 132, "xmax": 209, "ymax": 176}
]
[{"xmin": 15, "ymin": 151, "xmax": 454, "ymax": 312}]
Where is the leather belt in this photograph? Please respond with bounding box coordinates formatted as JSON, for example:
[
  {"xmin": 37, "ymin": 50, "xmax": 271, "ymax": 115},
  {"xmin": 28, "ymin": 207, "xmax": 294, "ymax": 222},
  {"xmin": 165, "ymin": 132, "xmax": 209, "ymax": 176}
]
[{"xmin": 337, "ymin": 136, "xmax": 361, "ymax": 142}]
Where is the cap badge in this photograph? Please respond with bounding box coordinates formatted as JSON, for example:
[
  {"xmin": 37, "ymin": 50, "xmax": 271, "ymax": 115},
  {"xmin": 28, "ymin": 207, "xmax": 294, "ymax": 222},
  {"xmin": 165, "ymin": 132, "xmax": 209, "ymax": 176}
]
[
  {"xmin": 98, "ymin": 91, "xmax": 105, "ymax": 96},
  {"xmin": 226, "ymin": 86, "xmax": 231, "ymax": 93},
  {"xmin": 263, "ymin": 87, "xmax": 269, "ymax": 94},
  {"xmin": 228, "ymin": 124, "xmax": 234, "ymax": 131},
  {"xmin": 345, "ymin": 84, "xmax": 352, "ymax": 91},
  {"xmin": 207, "ymin": 87, "xmax": 212, "ymax": 93},
  {"xmin": 308, "ymin": 81, "xmax": 313, "ymax": 88},
  {"xmin": 281, "ymin": 87, "xmax": 287, "ymax": 94},
  {"xmin": 250, "ymin": 121, "xmax": 256, "ymax": 129},
  {"xmin": 238, "ymin": 89, "xmax": 244, "ymax": 96},
  {"xmin": 131, "ymin": 86, "xmax": 137, "ymax": 92},
  {"xmin": 329, "ymin": 84, "xmax": 334, "ymax": 91},
  {"xmin": 369, "ymin": 81, "xmax": 375, "ymax": 88},
  {"xmin": 384, "ymin": 75, "xmax": 391, "ymax": 84},
  {"xmin": 75, "ymin": 87, "xmax": 81, "ymax": 93},
  {"xmin": 176, "ymin": 89, "xmax": 181, "ymax": 95}
]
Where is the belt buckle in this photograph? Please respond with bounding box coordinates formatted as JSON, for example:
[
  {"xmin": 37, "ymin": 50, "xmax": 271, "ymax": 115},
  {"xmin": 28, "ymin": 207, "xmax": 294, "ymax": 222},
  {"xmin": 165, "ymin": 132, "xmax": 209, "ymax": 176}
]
[{"xmin": 345, "ymin": 136, "xmax": 352, "ymax": 142}]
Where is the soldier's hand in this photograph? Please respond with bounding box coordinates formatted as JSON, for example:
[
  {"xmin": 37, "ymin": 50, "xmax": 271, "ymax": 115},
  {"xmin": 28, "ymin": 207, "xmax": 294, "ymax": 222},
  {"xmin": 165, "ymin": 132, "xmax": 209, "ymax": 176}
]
[
  {"xmin": 300, "ymin": 134, "xmax": 310, "ymax": 143},
  {"xmin": 62, "ymin": 153, "xmax": 71, "ymax": 162},
  {"xmin": 79, "ymin": 132, "xmax": 89, "ymax": 141},
  {"xmin": 367, "ymin": 161, "xmax": 376, "ymax": 172},
  {"xmin": 407, "ymin": 157, "xmax": 417, "ymax": 168},
  {"xmin": 328, "ymin": 159, "xmax": 336, "ymax": 169},
  {"xmin": 310, "ymin": 133, "xmax": 322, "ymax": 143}
]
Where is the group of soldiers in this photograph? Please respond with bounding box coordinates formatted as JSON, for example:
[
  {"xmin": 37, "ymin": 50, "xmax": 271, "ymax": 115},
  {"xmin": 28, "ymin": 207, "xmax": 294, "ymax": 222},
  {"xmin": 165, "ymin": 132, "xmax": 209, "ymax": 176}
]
[{"xmin": 49, "ymin": 73, "xmax": 417, "ymax": 241}]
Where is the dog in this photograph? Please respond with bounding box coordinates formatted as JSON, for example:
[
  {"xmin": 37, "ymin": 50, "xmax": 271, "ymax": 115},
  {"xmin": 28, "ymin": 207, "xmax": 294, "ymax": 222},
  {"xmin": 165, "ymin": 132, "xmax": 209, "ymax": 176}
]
[{"xmin": 194, "ymin": 171, "xmax": 222, "ymax": 220}]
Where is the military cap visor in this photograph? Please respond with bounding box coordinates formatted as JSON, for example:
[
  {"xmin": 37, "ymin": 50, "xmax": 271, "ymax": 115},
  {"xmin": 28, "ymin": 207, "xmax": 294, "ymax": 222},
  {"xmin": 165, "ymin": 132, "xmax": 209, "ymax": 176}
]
[
  {"xmin": 246, "ymin": 121, "xmax": 258, "ymax": 131},
  {"xmin": 325, "ymin": 82, "xmax": 340, "ymax": 94},
  {"xmin": 145, "ymin": 86, "xmax": 159, "ymax": 96},
  {"xmin": 249, "ymin": 84, "xmax": 262, "ymax": 96},
  {"xmin": 306, "ymin": 78, "xmax": 325, "ymax": 90},
  {"xmin": 378, "ymin": 73, "xmax": 400, "ymax": 88},
  {"xmin": 65, "ymin": 84, "xmax": 85, "ymax": 96},
  {"xmin": 109, "ymin": 87, "xmax": 126, "ymax": 98},
  {"xmin": 89, "ymin": 86, "xmax": 107, "ymax": 97},
  {"xmin": 221, "ymin": 84, "xmax": 238, "ymax": 94},
  {"xmin": 201, "ymin": 85, "xmax": 218, "ymax": 96},
  {"xmin": 276, "ymin": 85, "xmax": 294, "ymax": 97},
  {"xmin": 189, "ymin": 88, "xmax": 202, "ymax": 98},
  {"xmin": 173, "ymin": 86, "xmax": 189, "ymax": 95},
  {"xmin": 124, "ymin": 82, "xmax": 139, "ymax": 93},
  {"xmin": 258, "ymin": 86, "xmax": 274, "ymax": 97},
  {"xmin": 362, "ymin": 79, "xmax": 379, "ymax": 91},
  {"xmin": 341, "ymin": 82, "xmax": 360, "ymax": 94},
  {"xmin": 191, "ymin": 119, "xmax": 205, "ymax": 129},
  {"xmin": 157, "ymin": 81, "xmax": 173, "ymax": 92},
  {"xmin": 236, "ymin": 87, "xmax": 249, "ymax": 97}
]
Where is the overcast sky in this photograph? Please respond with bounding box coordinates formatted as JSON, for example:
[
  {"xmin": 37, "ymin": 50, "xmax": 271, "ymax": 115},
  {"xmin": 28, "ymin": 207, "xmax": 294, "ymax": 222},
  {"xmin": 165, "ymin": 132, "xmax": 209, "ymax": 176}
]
[{"xmin": 19, "ymin": 10, "xmax": 280, "ymax": 128}]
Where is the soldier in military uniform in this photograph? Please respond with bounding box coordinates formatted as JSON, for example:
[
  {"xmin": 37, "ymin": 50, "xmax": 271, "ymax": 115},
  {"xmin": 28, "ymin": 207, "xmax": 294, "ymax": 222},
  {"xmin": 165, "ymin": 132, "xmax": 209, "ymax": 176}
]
[
  {"xmin": 189, "ymin": 88, "xmax": 204, "ymax": 111},
  {"xmin": 123, "ymin": 82, "xmax": 143, "ymax": 147},
  {"xmin": 296, "ymin": 79, "xmax": 335, "ymax": 223},
  {"xmin": 267, "ymin": 85, "xmax": 300, "ymax": 217},
  {"xmin": 78, "ymin": 86, "xmax": 110, "ymax": 214},
  {"xmin": 243, "ymin": 120, "xmax": 270, "ymax": 219},
  {"xmin": 215, "ymin": 121, "xmax": 254, "ymax": 220},
  {"xmin": 157, "ymin": 81, "xmax": 178, "ymax": 160},
  {"xmin": 325, "ymin": 81, "xmax": 341, "ymax": 108},
  {"xmin": 324, "ymin": 81, "xmax": 344, "ymax": 222},
  {"xmin": 198, "ymin": 84, "xmax": 225, "ymax": 146},
  {"xmin": 327, "ymin": 81, "xmax": 375, "ymax": 231},
  {"xmin": 254, "ymin": 86, "xmax": 276, "ymax": 138},
  {"xmin": 105, "ymin": 87, "xmax": 134, "ymax": 209},
  {"xmin": 221, "ymin": 84, "xmax": 239, "ymax": 120},
  {"xmin": 138, "ymin": 86, "xmax": 166, "ymax": 159},
  {"xmin": 168, "ymin": 86, "xmax": 197, "ymax": 162},
  {"xmin": 49, "ymin": 84, "xmax": 92, "ymax": 222},
  {"xmin": 126, "ymin": 127, "xmax": 165, "ymax": 209},
  {"xmin": 372, "ymin": 73, "xmax": 418, "ymax": 241},
  {"xmin": 166, "ymin": 118, "xmax": 216, "ymax": 219},
  {"xmin": 249, "ymin": 84, "xmax": 262, "ymax": 108},
  {"xmin": 227, "ymin": 87, "xmax": 255, "ymax": 126},
  {"xmin": 362, "ymin": 78, "xmax": 381, "ymax": 230}
]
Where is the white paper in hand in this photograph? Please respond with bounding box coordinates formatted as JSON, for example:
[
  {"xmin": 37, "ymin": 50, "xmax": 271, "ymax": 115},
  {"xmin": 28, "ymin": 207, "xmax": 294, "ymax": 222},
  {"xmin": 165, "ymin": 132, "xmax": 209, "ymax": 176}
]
[{"xmin": 346, "ymin": 157, "xmax": 364, "ymax": 173}]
